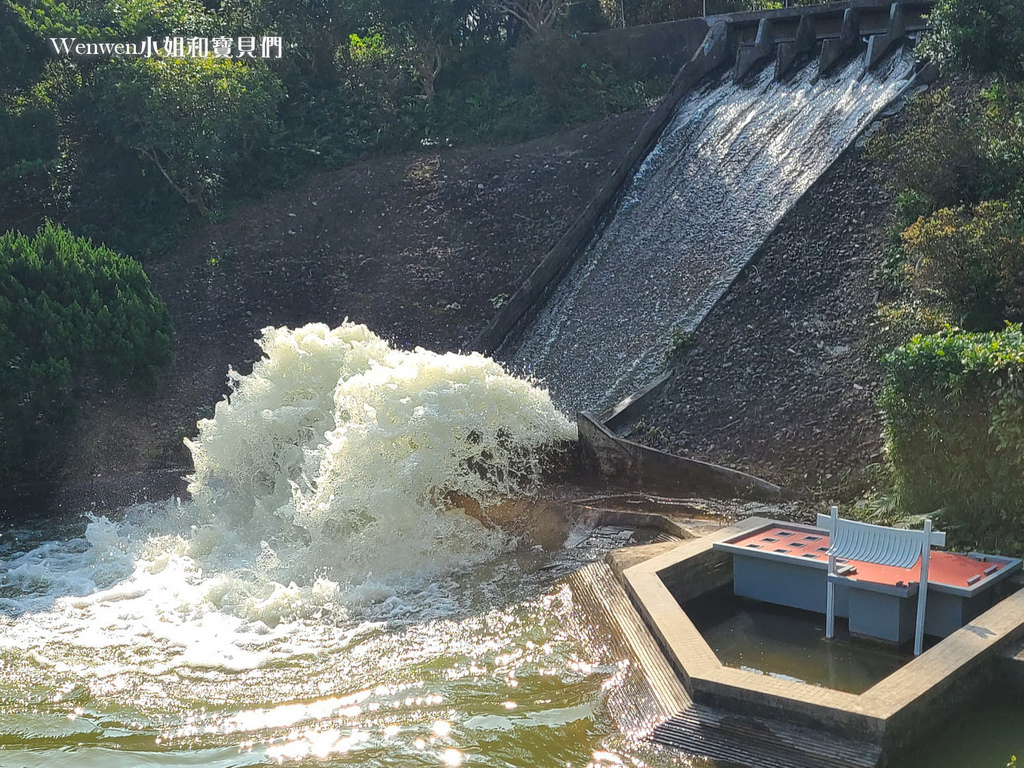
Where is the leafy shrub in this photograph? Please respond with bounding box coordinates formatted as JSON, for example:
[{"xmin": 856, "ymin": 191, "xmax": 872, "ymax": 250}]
[
  {"xmin": 91, "ymin": 57, "xmax": 283, "ymax": 216},
  {"xmin": 876, "ymin": 297, "xmax": 951, "ymax": 344},
  {"xmin": 0, "ymin": 223, "xmax": 173, "ymax": 482},
  {"xmin": 920, "ymin": 0, "xmax": 1024, "ymax": 82},
  {"xmin": 1, "ymin": 0, "xmax": 672, "ymax": 254},
  {"xmin": 867, "ymin": 88, "xmax": 1004, "ymax": 212},
  {"xmin": 980, "ymin": 83, "xmax": 1024, "ymax": 200},
  {"xmin": 511, "ymin": 29, "xmax": 658, "ymax": 123},
  {"xmin": 879, "ymin": 325, "xmax": 1024, "ymax": 550},
  {"xmin": 902, "ymin": 201, "xmax": 1024, "ymax": 331}
]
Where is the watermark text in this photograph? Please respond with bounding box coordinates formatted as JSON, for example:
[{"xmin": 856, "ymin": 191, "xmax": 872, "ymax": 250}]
[{"xmin": 49, "ymin": 36, "xmax": 283, "ymax": 59}]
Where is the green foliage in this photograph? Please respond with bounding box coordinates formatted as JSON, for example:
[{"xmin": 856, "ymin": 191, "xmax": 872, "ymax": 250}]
[
  {"xmin": 664, "ymin": 327, "xmax": 696, "ymax": 363},
  {"xmin": 0, "ymin": 0, "xmax": 671, "ymax": 254},
  {"xmin": 871, "ymin": 0, "xmax": 1024, "ymax": 553},
  {"xmin": 511, "ymin": 29, "xmax": 660, "ymax": 123},
  {"xmin": 879, "ymin": 325, "xmax": 1024, "ymax": 551},
  {"xmin": 357, "ymin": 0, "xmax": 484, "ymax": 100},
  {"xmin": 0, "ymin": 0, "xmax": 48, "ymax": 89},
  {"xmin": 867, "ymin": 88, "xmax": 1006, "ymax": 212},
  {"xmin": 920, "ymin": 0, "xmax": 1024, "ymax": 83},
  {"xmin": 220, "ymin": 0, "xmax": 354, "ymax": 82},
  {"xmin": 0, "ymin": 223, "xmax": 173, "ymax": 483},
  {"xmin": 901, "ymin": 201, "xmax": 1024, "ymax": 331},
  {"xmin": 90, "ymin": 57, "xmax": 283, "ymax": 216}
]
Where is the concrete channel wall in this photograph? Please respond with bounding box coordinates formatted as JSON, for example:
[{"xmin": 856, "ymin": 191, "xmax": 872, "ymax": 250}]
[
  {"xmin": 577, "ymin": 412, "xmax": 787, "ymax": 500},
  {"xmin": 472, "ymin": 18, "xmax": 726, "ymax": 354},
  {"xmin": 615, "ymin": 516, "xmax": 1024, "ymax": 762},
  {"xmin": 475, "ymin": 1, "xmax": 933, "ymax": 501},
  {"xmin": 600, "ymin": 50, "xmax": 937, "ymax": 432}
]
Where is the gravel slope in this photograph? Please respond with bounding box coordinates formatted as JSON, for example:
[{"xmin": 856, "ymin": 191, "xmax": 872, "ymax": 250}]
[{"xmin": 629, "ymin": 144, "xmax": 896, "ymax": 498}]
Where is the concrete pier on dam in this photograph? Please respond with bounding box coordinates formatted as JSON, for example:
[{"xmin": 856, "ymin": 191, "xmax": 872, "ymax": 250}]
[{"xmin": 478, "ymin": 1, "xmax": 933, "ymax": 418}]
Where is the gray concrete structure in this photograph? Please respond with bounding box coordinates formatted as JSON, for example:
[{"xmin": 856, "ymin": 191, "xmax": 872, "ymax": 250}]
[
  {"xmin": 819, "ymin": 8, "xmax": 861, "ymax": 76},
  {"xmin": 576, "ymin": 412, "xmax": 787, "ymax": 501},
  {"xmin": 735, "ymin": 18, "xmax": 777, "ymax": 81},
  {"xmin": 866, "ymin": 3, "xmax": 908, "ymax": 70},
  {"xmin": 472, "ymin": 20, "xmax": 736, "ymax": 355},
  {"xmin": 776, "ymin": 14, "xmax": 818, "ymax": 80},
  {"xmin": 718, "ymin": 0, "xmax": 931, "ymax": 80},
  {"xmin": 715, "ymin": 522, "xmax": 1022, "ymax": 646},
  {"xmin": 473, "ymin": 0, "xmax": 934, "ymax": 358},
  {"xmin": 614, "ymin": 517, "xmax": 1024, "ymax": 760}
]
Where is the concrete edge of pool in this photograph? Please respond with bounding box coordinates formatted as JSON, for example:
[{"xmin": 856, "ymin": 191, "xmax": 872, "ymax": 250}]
[{"xmin": 598, "ymin": 515, "xmax": 1024, "ymax": 765}]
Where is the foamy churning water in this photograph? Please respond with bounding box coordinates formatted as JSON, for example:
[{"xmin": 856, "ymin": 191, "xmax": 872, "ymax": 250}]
[{"xmin": 0, "ymin": 323, "xmax": 575, "ymax": 669}]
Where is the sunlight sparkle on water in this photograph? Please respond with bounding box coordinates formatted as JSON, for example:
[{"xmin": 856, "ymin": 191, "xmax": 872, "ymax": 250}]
[{"xmin": 265, "ymin": 728, "xmax": 371, "ymax": 763}]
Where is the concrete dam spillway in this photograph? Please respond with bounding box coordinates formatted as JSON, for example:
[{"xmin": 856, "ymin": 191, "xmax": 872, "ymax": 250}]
[{"xmin": 503, "ymin": 46, "xmax": 915, "ymax": 416}]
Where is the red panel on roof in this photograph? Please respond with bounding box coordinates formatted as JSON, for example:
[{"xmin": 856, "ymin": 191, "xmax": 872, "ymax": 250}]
[{"xmin": 728, "ymin": 525, "xmax": 1006, "ymax": 589}]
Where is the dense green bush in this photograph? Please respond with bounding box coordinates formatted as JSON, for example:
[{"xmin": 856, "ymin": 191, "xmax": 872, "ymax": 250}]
[
  {"xmin": 511, "ymin": 29, "xmax": 659, "ymax": 123},
  {"xmin": 902, "ymin": 201, "xmax": 1024, "ymax": 331},
  {"xmin": 91, "ymin": 57, "xmax": 283, "ymax": 216},
  {"xmin": 0, "ymin": 223, "xmax": 173, "ymax": 483},
  {"xmin": 880, "ymin": 326, "xmax": 1024, "ymax": 550},
  {"xmin": 867, "ymin": 89, "xmax": 1006, "ymax": 214},
  {"xmin": 920, "ymin": 0, "xmax": 1024, "ymax": 82},
  {"xmin": 0, "ymin": 0, "xmax": 676, "ymax": 254}
]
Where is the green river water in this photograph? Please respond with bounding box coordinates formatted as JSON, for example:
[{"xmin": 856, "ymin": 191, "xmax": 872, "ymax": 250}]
[
  {"xmin": 0, "ymin": 324, "xmax": 1019, "ymax": 767},
  {"xmin": 0, "ymin": 511, "xmax": 1020, "ymax": 768},
  {"xmin": 0, "ymin": 514, "xmax": 683, "ymax": 768}
]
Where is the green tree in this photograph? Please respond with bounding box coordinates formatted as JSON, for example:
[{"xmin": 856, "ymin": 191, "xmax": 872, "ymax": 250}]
[
  {"xmin": 359, "ymin": 0, "xmax": 488, "ymax": 101},
  {"xmin": 91, "ymin": 56, "xmax": 282, "ymax": 216},
  {"xmin": 921, "ymin": 0, "xmax": 1024, "ymax": 83},
  {"xmin": 220, "ymin": 0, "xmax": 356, "ymax": 83}
]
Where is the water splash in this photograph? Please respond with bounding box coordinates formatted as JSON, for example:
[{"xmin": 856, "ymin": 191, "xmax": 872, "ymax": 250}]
[
  {"xmin": 183, "ymin": 322, "xmax": 577, "ymax": 600},
  {"xmin": 0, "ymin": 323, "xmax": 575, "ymax": 659},
  {"xmin": 505, "ymin": 50, "xmax": 915, "ymax": 414}
]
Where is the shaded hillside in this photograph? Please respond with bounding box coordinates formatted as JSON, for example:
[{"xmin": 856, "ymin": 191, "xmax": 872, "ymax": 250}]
[{"xmin": 61, "ymin": 109, "xmax": 652, "ymax": 487}]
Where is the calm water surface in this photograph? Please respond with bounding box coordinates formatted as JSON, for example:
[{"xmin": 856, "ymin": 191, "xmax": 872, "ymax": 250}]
[{"xmin": 685, "ymin": 588, "xmax": 909, "ymax": 694}]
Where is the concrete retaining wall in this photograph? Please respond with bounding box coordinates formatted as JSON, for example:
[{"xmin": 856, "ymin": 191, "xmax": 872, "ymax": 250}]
[
  {"xmin": 473, "ymin": 1, "xmax": 933, "ymax": 358},
  {"xmin": 577, "ymin": 412, "xmax": 787, "ymax": 500},
  {"xmin": 658, "ymin": 547, "xmax": 733, "ymax": 604},
  {"xmin": 600, "ymin": 52, "xmax": 934, "ymax": 433}
]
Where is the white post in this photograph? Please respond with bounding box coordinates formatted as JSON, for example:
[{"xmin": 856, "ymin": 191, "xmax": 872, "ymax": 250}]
[
  {"xmin": 914, "ymin": 519, "xmax": 932, "ymax": 656},
  {"xmin": 826, "ymin": 554, "xmax": 836, "ymax": 639},
  {"xmin": 825, "ymin": 505, "xmax": 839, "ymax": 640}
]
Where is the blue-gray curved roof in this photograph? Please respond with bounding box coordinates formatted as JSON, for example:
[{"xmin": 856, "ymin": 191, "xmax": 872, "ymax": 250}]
[{"xmin": 827, "ymin": 518, "xmax": 922, "ymax": 569}]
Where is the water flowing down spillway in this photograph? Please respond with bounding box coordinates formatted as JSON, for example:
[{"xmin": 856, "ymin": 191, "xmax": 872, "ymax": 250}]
[
  {"xmin": 0, "ymin": 51, "xmax": 973, "ymax": 768},
  {"xmin": 505, "ymin": 49, "xmax": 915, "ymax": 415}
]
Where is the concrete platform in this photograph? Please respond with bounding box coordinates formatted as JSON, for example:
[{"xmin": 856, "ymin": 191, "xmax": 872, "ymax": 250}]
[
  {"xmin": 613, "ymin": 517, "xmax": 1024, "ymax": 760},
  {"xmin": 569, "ymin": 562, "xmax": 882, "ymax": 767}
]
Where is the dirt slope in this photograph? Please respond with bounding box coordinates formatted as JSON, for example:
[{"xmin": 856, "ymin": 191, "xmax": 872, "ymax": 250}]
[
  {"xmin": 631, "ymin": 143, "xmax": 896, "ymax": 498},
  {"xmin": 61, "ymin": 109, "xmax": 653, "ymax": 486}
]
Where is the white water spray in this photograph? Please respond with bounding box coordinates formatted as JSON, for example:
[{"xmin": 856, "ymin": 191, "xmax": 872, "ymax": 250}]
[{"xmin": 0, "ymin": 323, "xmax": 575, "ymax": 671}]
